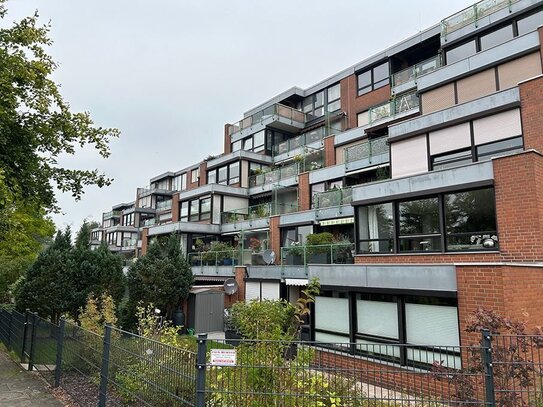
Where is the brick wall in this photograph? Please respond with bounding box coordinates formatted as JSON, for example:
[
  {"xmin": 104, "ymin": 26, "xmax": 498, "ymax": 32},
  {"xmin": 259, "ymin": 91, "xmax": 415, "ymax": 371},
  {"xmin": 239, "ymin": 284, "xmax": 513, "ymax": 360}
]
[
  {"xmin": 171, "ymin": 192, "xmax": 180, "ymax": 222},
  {"xmin": 224, "ymin": 124, "xmax": 232, "ymax": 154},
  {"xmin": 340, "ymin": 73, "xmax": 390, "ymax": 129},
  {"xmin": 269, "ymin": 216, "xmax": 281, "ymax": 265},
  {"xmin": 198, "ymin": 162, "xmax": 207, "ymax": 187},
  {"xmin": 323, "ymin": 135, "xmax": 336, "ymax": 167},
  {"xmin": 224, "ymin": 266, "xmax": 247, "ymax": 308},
  {"xmin": 140, "ymin": 228, "xmax": 149, "ymax": 256},
  {"xmin": 298, "ymin": 172, "xmax": 311, "ymax": 211},
  {"xmin": 519, "ymin": 75, "xmax": 543, "ymax": 152}
]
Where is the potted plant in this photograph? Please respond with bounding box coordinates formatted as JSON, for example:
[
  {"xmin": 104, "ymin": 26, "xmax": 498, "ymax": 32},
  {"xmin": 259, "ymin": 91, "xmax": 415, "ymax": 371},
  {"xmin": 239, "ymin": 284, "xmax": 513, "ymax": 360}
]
[
  {"xmin": 332, "ymin": 237, "xmax": 354, "ymax": 264},
  {"xmin": 284, "ymin": 241, "xmax": 304, "ymax": 265},
  {"xmin": 249, "ymin": 237, "xmax": 266, "ymax": 265},
  {"xmin": 306, "ymin": 232, "xmax": 334, "ymax": 264},
  {"xmin": 206, "ymin": 241, "xmax": 236, "ymax": 266},
  {"xmin": 192, "ymin": 238, "xmax": 205, "ymax": 266}
]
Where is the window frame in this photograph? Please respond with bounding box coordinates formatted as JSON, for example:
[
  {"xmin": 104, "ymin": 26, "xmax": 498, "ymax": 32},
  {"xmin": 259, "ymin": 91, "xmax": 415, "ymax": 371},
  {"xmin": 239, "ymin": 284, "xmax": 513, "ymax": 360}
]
[{"xmin": 357, "ymin": 61, "xmax": 390, "ymax": 96}]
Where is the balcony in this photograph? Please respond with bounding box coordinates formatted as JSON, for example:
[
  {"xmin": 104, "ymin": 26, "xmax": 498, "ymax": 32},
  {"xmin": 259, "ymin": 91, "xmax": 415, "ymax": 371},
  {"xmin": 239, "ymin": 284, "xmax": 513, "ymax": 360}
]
[
  {"xmin": 344, "ymin": 136, "xmax": 389, "ymax": 171},
  {"xmin": 121, "ymin": 238, "xmax": 138, "ymax": 250},
  {"xmin": 137, "ymin": 185, "xmax": 174, "ymax": 198},
  {"xmin": 441, "ymin": 0, "xmax": 520, "ymax": 37},
  {"xmin": 249, "ymin": 151, "xmax": 324, "ymax": 188},
  {"xmin": 221, "ymin": 202, "xmax": 298, "ymax": 224},
  {"xmin": 142, "ymin": 218, "xmax": 156, "ymax": 227},
  {"xmin": 272, "ymin": 126, "xmax": 342, "ymax": 157},
  {"xmin": 391, "ymin": 55, "xmax": 441, "ymax": 92},
  {"xmin": 313, "ymin": 187, "xmax": 352, "ymax": 209},
  {"xmin": 281, "ymin": 243, "xmax": 355, "ymax": 266},
  {"xmin": 228, "ymin": 103, "xmax": 306, "ymax": 139},
  {"xmin": 368, "ymin": 91, "xmax": 419, "ymax": 125},
  {"xmin": 103, "ymin": 210, "xmax": 121, "ymax": 220},
  {"xmin": 156, "ymin": 200, "xmax": 172, "ymax": 212}
]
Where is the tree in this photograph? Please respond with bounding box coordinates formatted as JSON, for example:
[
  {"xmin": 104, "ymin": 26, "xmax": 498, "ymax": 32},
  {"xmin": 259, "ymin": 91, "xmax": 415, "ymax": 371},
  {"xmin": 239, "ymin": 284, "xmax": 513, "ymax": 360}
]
[
  {"xmin": 126, "ymin": 234, "xmax": 193, "ymax": 322},
  {"xmin": 13, "ymin": 227, "xmax": 74, "ymax": 323},
  {"xmin": 0, "ymin": 2, "xmax": 119, "ymax": 213}
]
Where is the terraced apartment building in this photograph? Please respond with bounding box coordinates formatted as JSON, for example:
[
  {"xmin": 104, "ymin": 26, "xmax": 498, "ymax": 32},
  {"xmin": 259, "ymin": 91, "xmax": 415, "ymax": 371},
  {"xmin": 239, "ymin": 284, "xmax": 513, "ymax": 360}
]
[{"xmin": 91, "ymin": 0, "xmax": 543, "ymax": 367}]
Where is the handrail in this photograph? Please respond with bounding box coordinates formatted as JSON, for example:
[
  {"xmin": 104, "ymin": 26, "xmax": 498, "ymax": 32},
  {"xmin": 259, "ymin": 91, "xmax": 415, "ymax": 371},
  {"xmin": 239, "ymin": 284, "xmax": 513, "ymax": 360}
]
[
  {"xmin": 228, "ymin": 103, "xmax": 306, "ymax": 136},
  {"xmin": 156, "ymin": 200, "xmax": 172, "ymax": 211},
  {"xmin": 391, "ymin": 55, "xmax": 441, "ymax": 87},
  {"xmin": 280, "ymin": 243, "xmax": 355, "ymax": 266},
  {"xmin": 103, "ymin": 210, "xmax": 121, "ymax": 219},
  {"xmin": 313, "ymin": 187, "xmax": 353, "ymax": 209},
  {"xmin": 344, "ymin": 136, "xmax": 389, "ymax": 163},
  {"xmin": 368, "ymin": 91, "xmax": 419, "ymax": 124},
  {"xmin": 272, "ymin": 126, "xmax": 342, "ymax": 156}
]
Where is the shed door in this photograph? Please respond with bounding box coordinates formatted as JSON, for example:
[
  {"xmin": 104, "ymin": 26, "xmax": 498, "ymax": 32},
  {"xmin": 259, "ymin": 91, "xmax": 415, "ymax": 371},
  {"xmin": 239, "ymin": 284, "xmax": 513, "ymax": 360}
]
[{"xmin": 195, "ymin": 291, "xmax": 224, "ymax": 333}]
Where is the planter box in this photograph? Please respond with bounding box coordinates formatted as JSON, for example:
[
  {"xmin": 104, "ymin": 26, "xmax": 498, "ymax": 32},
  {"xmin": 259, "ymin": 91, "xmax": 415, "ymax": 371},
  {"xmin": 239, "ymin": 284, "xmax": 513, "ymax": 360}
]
[
  {"xmin": 308, "ymin": 252, "xmax": 331, "ymax": 264},
  {"xmin": 285, "ymin": 254, "xmax": 303, "ymax": 265},
  {"xmin": 251, "ymin": 253, "xmax": 266, "ymax": 265}
]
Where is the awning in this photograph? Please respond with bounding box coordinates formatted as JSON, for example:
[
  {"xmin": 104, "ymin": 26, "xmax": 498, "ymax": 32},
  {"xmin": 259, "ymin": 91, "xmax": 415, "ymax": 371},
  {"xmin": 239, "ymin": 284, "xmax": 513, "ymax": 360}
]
[
  {"xmin": 319, "ymin": 217, "xmax": 354, "ymax": 226},
  {"xmin": 285, "ymin": 278, "xmax": 308, "ymax": 286},
  {"xmin": 194, "ymin": 276, "xmax": 229, "ymax": 283},
  {"xmin": 345, "ymin": 163, "xmax": 388, "ymax": 176}
]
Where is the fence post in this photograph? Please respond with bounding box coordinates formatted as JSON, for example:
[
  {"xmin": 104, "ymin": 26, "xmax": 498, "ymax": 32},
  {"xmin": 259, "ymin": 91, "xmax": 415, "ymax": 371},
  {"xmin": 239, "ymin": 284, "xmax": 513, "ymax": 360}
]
[
  {"xmin": 28, "ymin": 312, "xmax": 38, "ymax": 371},
  {"xmin": 54, "ymin": 318, "xmax": 66, "ymax": 387},
  {"xmin": 195, "ymin": 333, "xmax": 208, "ymax": 407},
  {"xmin": 481, "ymin": 329, "xmax": 496, "ymax": 406},
  {"xmin": 98, "ymin": 324, "xmax": 112, "ymax": 407},
  {"xmin": 21, "ymin": 309, "xmax": 30, "ymax": 363}
]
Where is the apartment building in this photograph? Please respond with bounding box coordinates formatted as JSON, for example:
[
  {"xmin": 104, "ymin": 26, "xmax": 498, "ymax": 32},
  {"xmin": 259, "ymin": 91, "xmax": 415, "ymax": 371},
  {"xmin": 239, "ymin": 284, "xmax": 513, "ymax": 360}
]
[{"xmin": 91, "ymin": 0, "xmax": 543, "ymax": 367}]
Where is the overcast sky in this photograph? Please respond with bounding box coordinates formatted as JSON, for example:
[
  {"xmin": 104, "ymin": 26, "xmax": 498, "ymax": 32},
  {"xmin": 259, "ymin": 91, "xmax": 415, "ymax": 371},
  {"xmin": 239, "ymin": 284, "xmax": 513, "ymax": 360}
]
[{"xmin": 5, "ymin": 0, "xmax": 475, "ymax": 231}]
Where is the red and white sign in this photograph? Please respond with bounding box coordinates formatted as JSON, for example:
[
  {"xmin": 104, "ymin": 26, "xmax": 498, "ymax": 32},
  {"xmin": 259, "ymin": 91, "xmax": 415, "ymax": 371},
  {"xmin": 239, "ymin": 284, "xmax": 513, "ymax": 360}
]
[{"xmin": 210, "ymin": 349, "xmax": 237, "ymax": 366}]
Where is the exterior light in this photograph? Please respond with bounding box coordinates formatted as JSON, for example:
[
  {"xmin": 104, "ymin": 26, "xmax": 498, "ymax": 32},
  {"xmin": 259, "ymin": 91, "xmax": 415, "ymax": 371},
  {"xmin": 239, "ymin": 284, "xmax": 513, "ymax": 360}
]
[{"xmin": 482, "ymin": 238, "xmax": 496, "ymax": 248}]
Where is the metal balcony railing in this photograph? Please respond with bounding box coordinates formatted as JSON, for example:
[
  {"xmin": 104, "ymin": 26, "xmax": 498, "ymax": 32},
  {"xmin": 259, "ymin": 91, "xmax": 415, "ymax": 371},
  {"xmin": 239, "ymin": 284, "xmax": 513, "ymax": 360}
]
[
  {"xmin": 441, "ymin": 0, "xmax": 520, "ymax": 37},
  {"xmin": 272, "ymin": 126, "xmax": 342, "ymax": 156},
  {"xmin": 228, "ymin": 103, "xmax": 306, "ymax": 136},
  {"xmin": 391, "ymin": 55, "xmax": 442, "ymax": 88},
  {"xmin": 344, "ymin": 136, "xmax": 389, "ymax": 163},
  {"xmin": 313, "ymin": 188, "xmax": 352, "ymax": 209},
  {"xmin": 281, "ymin": 243, "xmax": 355, "ymax": 266},
  {"xmin": 368, "ymin": 91, "xmax": 419, "ymax": 124}
]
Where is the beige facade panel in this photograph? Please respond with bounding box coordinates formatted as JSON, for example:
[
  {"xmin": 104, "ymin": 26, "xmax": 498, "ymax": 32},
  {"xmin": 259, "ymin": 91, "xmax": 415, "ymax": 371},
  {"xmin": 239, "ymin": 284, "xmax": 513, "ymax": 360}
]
[
  {"xmin": 456, "ymin": 69, "xmax": 497, "ymax": 104},
  {"xmin": 335, "ymin": 138, "xmax": 368, "ymax": 164},
  {"xmin": 357, "ymin": 110, "xmax": 369, "ymax": 127},
  {"xmin": 391, "ymin": 135, "xmax": 428, "ymax": 178},
  {"xmin": 429, "ymin": 122, "xmax": 472, "ymax": 155},
  {"xmin": 498, "ymin": 52, "xmax": 542, "ymax": 90},
  {"xmin": 421, "ymin": 83, "xmax": 455, "ymax": 114},
  {"xmin": 473, "ymin": 108, "xmax": 522, "ymax": 145}
]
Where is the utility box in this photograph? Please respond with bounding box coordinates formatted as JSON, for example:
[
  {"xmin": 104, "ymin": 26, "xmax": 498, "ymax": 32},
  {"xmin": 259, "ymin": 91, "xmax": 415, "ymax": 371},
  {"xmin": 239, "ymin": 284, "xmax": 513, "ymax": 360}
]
[{"xmin": 187, "ymin": 289, "xmax": 225, "ymax": 333}]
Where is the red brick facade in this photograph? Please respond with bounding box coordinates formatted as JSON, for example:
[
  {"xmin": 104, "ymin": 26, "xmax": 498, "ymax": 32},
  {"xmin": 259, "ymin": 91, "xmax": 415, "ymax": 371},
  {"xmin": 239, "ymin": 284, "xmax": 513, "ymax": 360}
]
[
  {"xmin": 268, "ymin": 216, "xmax": 281, "ymax": 265},
  {"xmin": 298, "ymin": 172, "xmax": 311, "ymax": 211},
  {"xmin": 519, "ymin": 75, "xmax": 543, "ymax": 152},
  {"xmin": 323, "ymin": 135, "xmax": 336, "ymax": 167},
  {"xmin": 224, "ymin": 124, "xmax": 232, "ymax": 154},
  {"xmin": 171, "ymin": 192, "xmax": 180, "ymax": 222}
]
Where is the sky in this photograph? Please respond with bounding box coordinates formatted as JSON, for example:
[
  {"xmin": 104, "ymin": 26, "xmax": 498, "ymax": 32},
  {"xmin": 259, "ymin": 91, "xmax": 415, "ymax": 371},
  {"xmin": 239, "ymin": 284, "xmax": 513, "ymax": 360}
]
[{"xmin": 4, "ymin": 0, "xmax": 475, "ymax": 231}]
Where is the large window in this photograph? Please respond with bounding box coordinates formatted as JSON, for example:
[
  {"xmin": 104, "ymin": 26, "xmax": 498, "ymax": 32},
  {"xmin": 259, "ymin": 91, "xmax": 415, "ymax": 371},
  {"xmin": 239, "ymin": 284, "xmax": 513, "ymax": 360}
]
[
  {"xmin": 191, "ymin": 168, "xmax": 199, "ymax": 184},
  {"xmin": 314, "ymin": 291, "xmax": 460, "ymax": 367},
  {"xmin": 172, "ymin": 173, "xmax": 187, "ymax": 191},
  {"xmin": 356, "ymin": 187, "xmax": 498, "ymax": 254},
  {"xmin": 357, "ymin": 61, "xmax": 389, "ymax": 96},
  {"xmin": 303, "ymin": 83, "xmax": 341, "ymax": 120},
  {"xmin": 122, "ymin": 213, "xmax": 134, "ymax": 226},
  {"xmin": 207, "ymin": 161, "xmax": 240, "ymax": 186},
  {"xmin": 186, "ymin": 196, "xmax": 212, "ymax": 222},
  {"xmin": 398, "ymin": 197, "xmax": 441, "ymax": 252}
]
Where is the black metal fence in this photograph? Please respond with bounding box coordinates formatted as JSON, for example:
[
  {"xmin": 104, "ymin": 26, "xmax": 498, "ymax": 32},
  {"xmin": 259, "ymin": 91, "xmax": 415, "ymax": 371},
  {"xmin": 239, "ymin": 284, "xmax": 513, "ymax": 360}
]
[{"xmin": 1, "ymin": 308, "xmax": 543, "ymax": 406}]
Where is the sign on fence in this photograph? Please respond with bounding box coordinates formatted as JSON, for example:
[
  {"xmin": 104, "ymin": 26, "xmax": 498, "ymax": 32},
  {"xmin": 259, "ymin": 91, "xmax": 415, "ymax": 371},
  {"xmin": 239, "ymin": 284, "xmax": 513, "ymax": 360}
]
[{"xmin": 210, "ymin": 349, "xmax": 237, "ymax": 366}]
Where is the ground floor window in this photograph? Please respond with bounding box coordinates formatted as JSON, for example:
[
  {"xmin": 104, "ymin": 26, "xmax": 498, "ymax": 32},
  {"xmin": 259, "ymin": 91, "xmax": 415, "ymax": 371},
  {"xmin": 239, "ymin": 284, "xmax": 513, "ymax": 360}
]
[{"xmin": 313, "ymin": 291, "xmax": 460, "ymax": 368}]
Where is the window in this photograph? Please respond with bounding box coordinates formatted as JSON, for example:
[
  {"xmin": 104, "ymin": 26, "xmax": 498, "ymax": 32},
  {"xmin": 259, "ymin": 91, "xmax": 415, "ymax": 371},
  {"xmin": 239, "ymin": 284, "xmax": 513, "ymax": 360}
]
[
  {"xmin": 253, "ymin": 130, "xmax": 265, "ymax": 153},
  {"xmin": 138, "ymin": 195, "xmax": 151, "ymax": 208},
  {"xmin": 445, "ymin": 40, "xmax": 477, "ymax": 64},
  {"xmin": 357, "ymin": 61, "xmax": 389, "ymax": 96},
  {"xmin": 218, "ymin": 166, "xmax": 228, "ymax": 184},
  {"xmin": 207, "ymin": 161, "xmax": 241, "ymax": 186},
  {"xmin": 327, "ymin": 83, "xmax": 341, "ymax": 112},
  {"xmin": 431, "ymin": 149, "xmax": 473, "ymax": 171},
  {"xmin": 123, "ymin": 213, "xmax": 134, "ymax": 226},
  {"xmin": 243, "ymin": 137, "xmax": 253, "ymax": 151},
  {"xmin": 303, "ymin": 91, "xmax": 325, "ymax": 120},
  {"xmin": 314, "ymin": 292, "xmax": 350, "ymax": 343},
  {"xmin": 444, "ymin": 188, "xmax": 498, "ymax": 251},
  {"xmin": 180, "ymin": 201, "xmax": 189, "ymax": 222},
  {"xmin": 172, "ymin": 173, "xmax": 187, "ymax": 191},
  {"xmin": 476, "ymin": 136, "xmax": 523, "ymax": 161},
  {"xmin": 357, "ymin": 187, "xmax": 498, "ymax": 254},
  {"xmin": 228, "ymin": 162, "xmax": 240, "ymax": 184},
  {"xmin": 191, "ymin": 168, "xmax": 199, "ymax": 184},
  {"xmin": 398, "ymin": 197, "xmax": 441, "ymax": 252},
  {"xmin": 188, "ymin": 196, "xmax": 211, "ymax": 222},
  {"xmin": 207, "ymin": 171, "xmax": 216, "ymax": 184},
  {"xmin": 231, "ymin": 140, "xmax": 242, "ymax": 152},
  {"xmin": 357, "ymin": 203, "xmax": 394, "ymax": 253},
  {"xmin": 480, "ymin": 24, "xmax": 513, "ymax": 50}
]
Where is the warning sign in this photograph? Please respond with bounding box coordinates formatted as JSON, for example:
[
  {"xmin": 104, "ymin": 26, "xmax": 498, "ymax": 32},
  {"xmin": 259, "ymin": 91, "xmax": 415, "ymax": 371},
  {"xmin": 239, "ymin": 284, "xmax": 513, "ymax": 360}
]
[{"xmin": 210, "ymin": 349, "xmax": 237, "ymax": 366}]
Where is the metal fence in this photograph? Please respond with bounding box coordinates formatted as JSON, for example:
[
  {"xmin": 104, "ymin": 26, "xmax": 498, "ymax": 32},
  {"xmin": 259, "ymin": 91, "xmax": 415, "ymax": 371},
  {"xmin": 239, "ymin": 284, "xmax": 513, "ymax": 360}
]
[{"xmin": 2, "ymin": 308, "xmax": 543, "ymax": 406}]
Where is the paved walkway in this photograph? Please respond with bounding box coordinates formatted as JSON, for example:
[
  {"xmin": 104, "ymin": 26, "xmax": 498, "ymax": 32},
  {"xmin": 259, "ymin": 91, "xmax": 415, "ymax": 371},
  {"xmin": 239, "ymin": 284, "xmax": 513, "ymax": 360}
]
[{"xmin": 0, "ymin": 348, "xmax": 62, "ymax": 406}]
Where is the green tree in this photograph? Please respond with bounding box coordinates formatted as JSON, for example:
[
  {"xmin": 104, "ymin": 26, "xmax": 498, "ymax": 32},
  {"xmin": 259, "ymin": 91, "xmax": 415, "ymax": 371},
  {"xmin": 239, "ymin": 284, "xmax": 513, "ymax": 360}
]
[
  {"xmin": 126, "ymin": 234, "xmax": 193, "ymax": 323},
  {"xmin": 13, "ymin": 227, "xmax": 74, "ymax": 323}
]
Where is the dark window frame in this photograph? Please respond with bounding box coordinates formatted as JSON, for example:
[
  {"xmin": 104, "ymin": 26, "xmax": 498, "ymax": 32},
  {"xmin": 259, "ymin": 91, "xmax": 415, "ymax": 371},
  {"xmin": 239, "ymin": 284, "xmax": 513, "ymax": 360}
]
[{"xmin": 357, "ymin": 61, "xmax": 390, "ymax": 96}]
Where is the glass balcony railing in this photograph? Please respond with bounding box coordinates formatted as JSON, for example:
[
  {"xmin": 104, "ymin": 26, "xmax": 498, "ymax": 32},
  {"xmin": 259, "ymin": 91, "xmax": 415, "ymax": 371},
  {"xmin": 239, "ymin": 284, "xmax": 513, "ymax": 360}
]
[
  {"xmin": 188, "ymin": 250, "xmax": 240, "ymax": 267},
  {"xmin": 142, "ymin": 218, "xmax": 156, "ymax": 227},
  {"xmin": 368, "ymin": 91, "xmax": 419, "ymax": 124},
  {"xmin": 221, "ymin": 202, "xmax": 299, "ymax": 224},
  {"xmin": 103, "ymin": 210, "xmax": 121, "ymax": 219},
  {"xmin": 441, "ymin": 0, "xmax": 520, "ymax": 37},
  {"xmin": 272, "ymin": 126, "xmax": 342, "ymax": 156},
  {"xmin": 137, "ymin": 185, "xmax": 173, "ymax": 197},
  {"xmin": 228, "ymin": 104, "xmax": 306, "ymax": 136},
  {"xmin": 248, "ymin": 151, "xmax": 325, "ymax": 188},
  {"xmin": 344, "ymin": 136, "xmax": 389, "ymax": 163},
  {"xmin": 313, "ymin": 187, "xmax": 352, "ymax": 209},
  {"xmin": 156, "ymin": 200, "xmax": 172, "ymax": 211},
  {"xmin": 391, "ymin": 55, "xmax": 442, "ymax": 88},
  {"xmin": 281, "ymin": 243, "xmax": 355, "ymax": 266},
  {"xmin": 122, "ymin": 238, "xmax": 138, "ymax": 248}
]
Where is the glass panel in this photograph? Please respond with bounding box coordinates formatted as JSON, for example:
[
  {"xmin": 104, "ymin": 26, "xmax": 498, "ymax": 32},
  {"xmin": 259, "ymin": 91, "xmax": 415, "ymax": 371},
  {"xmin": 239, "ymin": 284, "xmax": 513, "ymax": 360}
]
[
  {"xmin": 432, "ymin": 149, "xmax": 473, "ymax": 170},
  {"xmin": 253, "ymin": 130, "xmax": 265, "ymax": 148},
  {"xmin": 302, "ymin": 97, "xmax": 313, "ymax": 113},
  {"xmin": 398, "ymin": 235, "xmax": 441, "ymax": 252},
  {"xmin": 518, "ymin": 10, "xmax": 543, "ymax": 35},
  {"xmin": 357, "ymin": 300, "xmax": 398, "ymax": 339},
  {"xmin": 180, "ymin": 202, "xmax": 188, "ymax": 218},
  {"xmin": 243, "ymin": 137, "xmax": 253, "ymax": 151},
  {"xmin": 358, "ymin": 203, "xmax": 394, "ymax": 253},
  {"xmin": 476, "ymin": 136, "xmax": 523, "ymax": 161},
  {"xmin": 218, "ymin": 166, "xmax": 228, "ymax": 184},
  {"xmin": 314, "ymin": 91, "xmax": 324, "ymax": 108},
  {"xmin": 373, "ymin": 62, "xmax": 389, "ymax": 88},
  {"xmin": 480, "ymin": 24, "xmax": 513, "ymax": 50},
  {"xmin": 207, "ymin": 170, "xmax": 216, "ymax": 184},
  {"xmin": 229, "ymin": 161, "xmax": 240, "ymax": 183},
  {"xmin": 405, "ymin": 303, "xmax": 460, "ymax": 346},
  {"xmin": 445, "ymin": 188, "xmax": 497, "ymax": 250},
  {"xmin": 327, "ymin": 99, "xmax": 341, "ymax": 112},
  {"xmin": 315, "ymin": 296, "xmax": 350, "ymax": 334},
  {"xmin": 200, "ymin": 197, "xmax": 211, "ymax": 219},
  {"xmin": 189, "ymin": 200, "xmax": 199, "ymax": 221},
  {"xmin": 232, "ymin": 140, "xmax": 242, "ymax": 152},
  {"xmin": 327, "ymin": 83, "xmax": 340, "ymax": 101},
  {"xmin": 399, "ymin": 197, "xmax": 440, "ymax": 235},
  {"xmin": 357, "ymin": 70, "xmax": 371, "ymax": 93},
  {"xmin": 446, "ymin": 40, "xmax": 477, "ymax": 64}
]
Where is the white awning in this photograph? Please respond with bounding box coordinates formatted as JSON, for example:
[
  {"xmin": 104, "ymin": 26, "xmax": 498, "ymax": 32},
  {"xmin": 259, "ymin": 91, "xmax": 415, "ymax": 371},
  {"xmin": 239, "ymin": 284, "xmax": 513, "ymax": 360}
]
[
  {"xmin": 318, "ymin": 217, "xmax": 354, "ymax": 226},
  {"xmin": 285, "ymin": 278, "xmax": 308, "ymax": 286}
]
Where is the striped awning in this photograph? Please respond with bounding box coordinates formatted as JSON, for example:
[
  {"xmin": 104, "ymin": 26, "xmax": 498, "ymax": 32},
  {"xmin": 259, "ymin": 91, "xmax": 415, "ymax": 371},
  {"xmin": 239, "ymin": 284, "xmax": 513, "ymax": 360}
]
[{"xmin": 284, "ymin": 278, "xmax": 308, "ymax": 286}]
